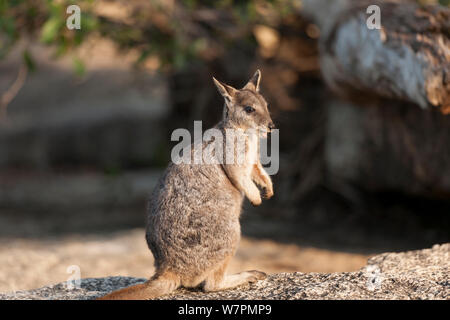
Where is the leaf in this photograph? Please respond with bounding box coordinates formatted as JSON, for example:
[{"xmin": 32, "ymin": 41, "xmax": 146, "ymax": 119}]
[
  {"xmin": 23, "ymin": 49, "xmax": 36, "ymax": 72},
  {"xmin": 40, "ymin": 16, "xmax": 63, "ymax": 44},
  {"xmin": 72, "ymin": 57, "xmax": 85, "ymax": 77}
]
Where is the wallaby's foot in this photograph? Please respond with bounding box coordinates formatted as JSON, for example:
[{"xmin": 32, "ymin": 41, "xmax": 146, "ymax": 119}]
[
  {"xmin": 245, "ymin": 270, "xmax": 267, "ymax": 282},
  {"xmin": 203, "ymin": 270, "xmax": 267, "ymax": 292}
]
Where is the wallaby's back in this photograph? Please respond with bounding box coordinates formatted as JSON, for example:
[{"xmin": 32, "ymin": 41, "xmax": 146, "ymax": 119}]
[{"xmin": 146, "ymin": 145, "xmax": 244, "ymax": 286}]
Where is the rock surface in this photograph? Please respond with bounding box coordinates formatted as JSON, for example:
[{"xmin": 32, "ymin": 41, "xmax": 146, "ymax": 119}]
[
  {"xmin": 324, "ymin": 99, "xmax": 450, "ymax": 196},
  {"xmin": 1, "ymin": 243, "xmax": 448, "ymax": 300}
]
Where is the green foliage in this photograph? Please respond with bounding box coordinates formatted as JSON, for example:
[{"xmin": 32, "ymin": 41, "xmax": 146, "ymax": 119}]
[
  {"xmin": 7, "ymin": 0, "xmax": 449, "ymax": 73},
  {"xmin": 0, "ymin": 0, "xmax": 297, "ymax": 72},
  {"xmin": 0, "ymin": 0, "xmax": 19, "ymax": 58},
  {"xmin": 40, "ymin": 14, "xmax": 64, "ymax": 44},
  {"xmin": 0, "ymin": 0, "xmax": 450, "ymax": 75},
  {"xmin": 72, "ymin": 56, "xmax": 85, "ymax": 77},
  {"xmin": 23, "ymin": 49, "xmax": 35, "ymax": 72}
]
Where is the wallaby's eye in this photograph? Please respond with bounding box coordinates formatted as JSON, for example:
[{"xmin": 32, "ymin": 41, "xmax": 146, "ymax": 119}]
[{"xmin": 244, "ymin": 105, "xmax": 255, "ymax": 114}]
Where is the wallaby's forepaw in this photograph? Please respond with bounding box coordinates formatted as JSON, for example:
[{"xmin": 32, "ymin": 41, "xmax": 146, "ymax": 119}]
[
  {"xmin": 246, "ymin": 270, "xmax": 267, "ymax": 282},
  {"xmin": 251, "ymin": 198, "xmax": 262, "ymax": 206},
  {"xmin": 262, "ymin": 187, "xmax": 274, "ymax": 200}
]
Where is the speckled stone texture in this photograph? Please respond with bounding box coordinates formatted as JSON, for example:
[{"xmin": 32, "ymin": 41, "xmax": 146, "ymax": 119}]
[{"xmin": 1, "ymin": 244, "xmax": 448, "ymax": 300}]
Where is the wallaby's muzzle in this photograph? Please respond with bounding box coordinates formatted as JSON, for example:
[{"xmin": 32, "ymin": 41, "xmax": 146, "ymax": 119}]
[{"xmin": 268, "ymin": 122, "xmax": 276, "ymax": 131}]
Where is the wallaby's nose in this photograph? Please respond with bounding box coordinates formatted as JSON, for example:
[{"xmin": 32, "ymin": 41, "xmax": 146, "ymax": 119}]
[{"xmin": 268, "ymin": 122, "xmax": 276, "ymax": 131}]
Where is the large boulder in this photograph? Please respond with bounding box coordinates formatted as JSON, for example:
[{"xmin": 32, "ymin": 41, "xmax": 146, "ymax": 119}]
[
  {"xmin": 325, "ymin": 100, "xmax": 450, "ymax": 196},
  {"xmin": 1, "ymin": 243, "xmax": 447, "ymax": 300}
]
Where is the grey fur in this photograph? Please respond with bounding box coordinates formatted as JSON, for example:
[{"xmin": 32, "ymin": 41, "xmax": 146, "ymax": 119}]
[
  {"xmin": 99, "ymin": 70, "xmax": 274, "ymax": 299},
  {"xmin": 147, "ymin": 71, "xmax": 274, "ymax": 287}
]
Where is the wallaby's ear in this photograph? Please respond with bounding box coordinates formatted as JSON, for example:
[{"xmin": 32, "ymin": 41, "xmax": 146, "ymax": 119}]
[
  {"xmin": 243, "ymin": 69, "xmax": 261, "ymax": 92},
  {"xmin": 213, "ymin": 77, "xmax": 237, "ymax": 103}
]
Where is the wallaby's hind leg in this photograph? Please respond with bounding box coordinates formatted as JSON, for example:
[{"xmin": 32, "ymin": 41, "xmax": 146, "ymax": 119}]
[{"xmin": 203, "ymin": 258, "xmax": 267, "ymax": 292}]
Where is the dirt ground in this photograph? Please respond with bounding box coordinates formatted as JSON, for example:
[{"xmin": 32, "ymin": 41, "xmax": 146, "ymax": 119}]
[{"xmin": 0, "ymin": 228, "xmax": 370, "ymax": 293}]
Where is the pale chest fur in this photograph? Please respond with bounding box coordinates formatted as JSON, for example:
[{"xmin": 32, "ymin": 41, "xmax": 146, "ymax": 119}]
[
  {"xmin": 223, "ymin": 128, "xmax": 259, "ymax": 168},
  {"xmin": 244, "ymin": 132, "xmax": 259, "ymax": 175}
]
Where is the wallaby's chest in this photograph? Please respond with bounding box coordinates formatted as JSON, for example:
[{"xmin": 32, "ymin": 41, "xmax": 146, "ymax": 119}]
[
  {"xmin": 223, "ymin": 129, "xmax": 259, "ymax": 169},
  {"xmin": 244, "ymin": 133, "xmax": 259, "ymax": 174}
]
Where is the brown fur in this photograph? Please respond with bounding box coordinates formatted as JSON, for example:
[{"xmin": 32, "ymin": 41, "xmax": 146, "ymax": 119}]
[{"xmin": 98, "ymin": 70, "xmax": 274, "ymax": 300}]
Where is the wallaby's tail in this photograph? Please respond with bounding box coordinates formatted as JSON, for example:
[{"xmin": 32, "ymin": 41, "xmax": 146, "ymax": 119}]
[{"xmin": 97, "ymin": 271, "xmax": 180, "ymax": 300}]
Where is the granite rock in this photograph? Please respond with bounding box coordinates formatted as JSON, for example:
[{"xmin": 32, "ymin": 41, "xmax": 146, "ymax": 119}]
[{"xmin": 1, "ymin": 243, "xmax": 448, "ymax": 300}]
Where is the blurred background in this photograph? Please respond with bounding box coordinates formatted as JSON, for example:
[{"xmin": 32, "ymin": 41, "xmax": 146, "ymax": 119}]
[{"xmin": 0, "ymin": 0, "xmax": 449, "ymax": 292}]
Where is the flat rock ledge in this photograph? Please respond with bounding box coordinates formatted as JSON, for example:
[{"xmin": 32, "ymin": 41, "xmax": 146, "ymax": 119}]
[{"xmin": 1, "ymin": 244, "xmax": 448, "ymax": 300}]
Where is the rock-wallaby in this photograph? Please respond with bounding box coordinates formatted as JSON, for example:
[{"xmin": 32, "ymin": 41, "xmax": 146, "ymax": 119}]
[{"xmin": 98, "ymin": 70, "xmax": 275, "ymax": 300}]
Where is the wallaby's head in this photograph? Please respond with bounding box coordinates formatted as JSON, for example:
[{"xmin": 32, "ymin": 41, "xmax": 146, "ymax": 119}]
[{"xmin": 213, "ymin": 70, "xmax": 275, "ymax": 137}]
